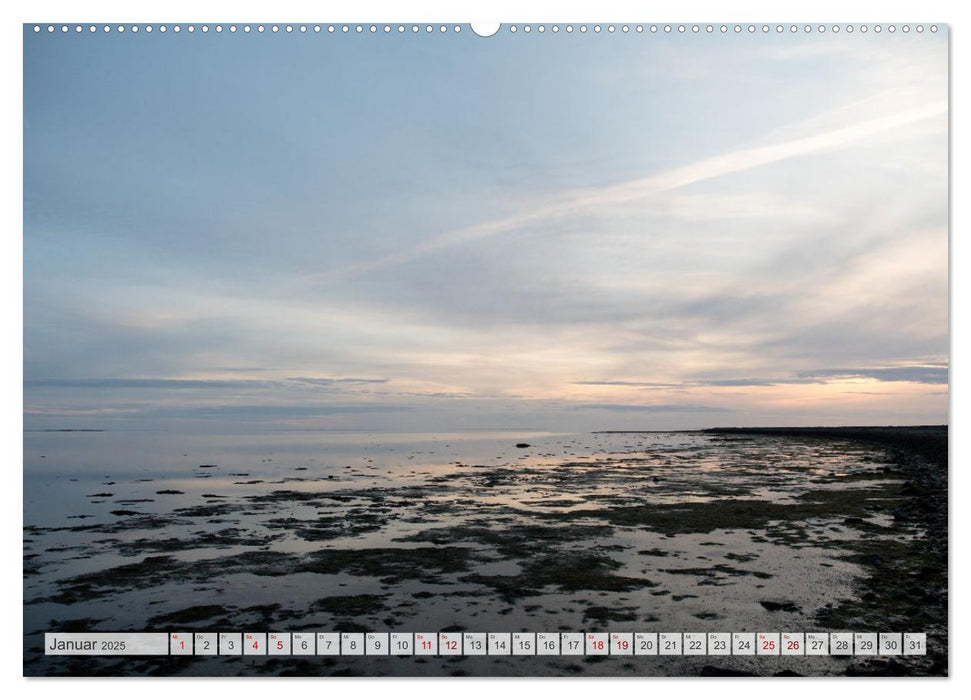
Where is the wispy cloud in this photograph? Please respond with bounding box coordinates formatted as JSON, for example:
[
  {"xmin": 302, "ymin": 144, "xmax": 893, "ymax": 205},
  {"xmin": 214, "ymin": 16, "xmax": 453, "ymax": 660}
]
[
  {"xmin": 287, "ymin": 377, "xmax": 389, "ymax": 386},
  {"xmin": 306, "ymin": 96, "xmax": 946, "ymax": 282},
  {"xmin": 24, "ymin": 378, "xmax": 272, "ymax": 390},
  {"xmin": 576, "ymin": 364, "xmax": 949, "ymax": 389},
  {"xmin": 574, "ymin": 403, "xmax": 732, "ymax": 413},
  {"xmin": 163, "ymin": 404, "xmax": 411, "ymax": 418},
  {"xmin": 798, "ymin": 365, "xmax": 948, "ymax": 385},
  {"xmin": 26, "ymin": 377, "xmax": 391, "ymax": 390},
  {"xmin": 692, "ymin": 378, "xmax": 818, "ymax": 387},
  {"xmin": 573, "ymin": 380, "xmax": 683, "ymax": 388}
]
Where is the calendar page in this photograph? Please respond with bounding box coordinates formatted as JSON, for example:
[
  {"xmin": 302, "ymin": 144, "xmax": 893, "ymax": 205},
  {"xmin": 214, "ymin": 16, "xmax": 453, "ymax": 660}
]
[{"xmin": 22, "ymin": 18, "xmax": 948, "ymax": 678}]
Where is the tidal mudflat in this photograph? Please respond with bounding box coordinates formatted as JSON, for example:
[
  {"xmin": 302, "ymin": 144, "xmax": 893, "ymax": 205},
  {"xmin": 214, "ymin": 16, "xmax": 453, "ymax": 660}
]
[{"xmin": 23, "ymin": 427, "xmax": 947, "ymax": 676}]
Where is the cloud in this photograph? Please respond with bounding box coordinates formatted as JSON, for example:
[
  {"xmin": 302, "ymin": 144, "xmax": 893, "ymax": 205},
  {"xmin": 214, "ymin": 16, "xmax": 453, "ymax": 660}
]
[
  {"xmin": 24, "ymin": 378, "xmax": 273, "ymax": 390},
  {"xmin": 287, "ymin": 377, "xmax": 389, "ymax": 386},
  {"xmin": 306, "ymin": 94, "xmax": 946, "ymax": 282},
  {"xmin": 692, "ymin": 378, "xmax": 819, "ymax": 387},
  {"xmin": 798, "ymin": 365, "xmax": 948, "ymax": 385},
  {"xmin": 26, "ymin": 376, "xmax": 391, "ymax": 390},
  {"xmin": 574, "ymin": 403, "xmax": 732, "ymax": 413},
  {"xmin": 24, "ymin": 402, "xmax": 412, "ymax": 420},
  {"xmin": 164, "ymin": 404, "xmax": 411, "ymax": 418},
  {"xmin": 573, "ymin": 380, "xmax": 683, "ymax": 388},
  {"xmin": 576, "ymin": 364, "xmax": 949, "ymax": 390}
]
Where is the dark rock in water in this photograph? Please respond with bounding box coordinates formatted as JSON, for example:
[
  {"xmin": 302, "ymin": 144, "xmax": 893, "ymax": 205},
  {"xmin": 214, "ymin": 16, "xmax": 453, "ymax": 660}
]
[
  {"xmin": 312, "ymin": 594, "xmax": 388, "ymax": 615},
  {"xmin": 110, "ymin": 510, "xmax": 139, "ymax": 516},
  {"xmin": 198, "ymin": 465, "xmax": 218, "ymax": 469},
  {"xmin": 899, "ymin": 481, "xmax": 920, "ymax": 496},
  {"xmin": 516, "ymin": 443, "xmax": 531, "ymax": 448},
  {"xmin": 155, "ymin": 490, "xmax": 184, "ymax": 495},
  {"xmin": 47, "ymin": 617, "xmax": 109, "ymax": 633},
  {"xmin": 844, "ymin": 517, "xmax": 865, "ymax": 525},
  {"xmin": 583, "ymin": 605, "xmax": 638, "ymax": 622},
  {"xmin": 700, "ymin": 666, "xmax": 756, "ymax": 677},
  {"xmin": 334, "ymin": 620, "xmax": 369, "ymax": 633},
  {"xmin": 760, "ymin": 600, "xmax": 800, "ymax": 612},
  {"xmin": 847, "ymin": 658, "xmax": 909, "ymax": 676},
  {"xmin": 147, "ymin": 604, "xmax": 230, "ymax": 626}
]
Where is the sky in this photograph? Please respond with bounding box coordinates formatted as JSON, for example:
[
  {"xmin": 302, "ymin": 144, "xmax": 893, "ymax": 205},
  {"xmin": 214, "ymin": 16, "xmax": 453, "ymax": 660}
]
[{"xmin": 22, "ymin": 25, "xmax": 949, "ymax": 432}]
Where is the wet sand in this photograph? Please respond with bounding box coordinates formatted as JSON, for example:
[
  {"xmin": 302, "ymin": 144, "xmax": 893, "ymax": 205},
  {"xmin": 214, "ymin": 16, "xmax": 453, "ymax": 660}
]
[{"xmin": 23, "ymin": 427, "xmax": 947, "ymax": 676}]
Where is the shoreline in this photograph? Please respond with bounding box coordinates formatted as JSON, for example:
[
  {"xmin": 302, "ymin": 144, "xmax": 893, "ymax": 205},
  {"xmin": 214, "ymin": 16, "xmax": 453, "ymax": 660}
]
[
  {"xmin": 706, "ymin": 425, "xmax": 948, "ymax": 675},
  {"xmin": 702, "ymin": 426, "xmax": 947, "ymax": 465}
]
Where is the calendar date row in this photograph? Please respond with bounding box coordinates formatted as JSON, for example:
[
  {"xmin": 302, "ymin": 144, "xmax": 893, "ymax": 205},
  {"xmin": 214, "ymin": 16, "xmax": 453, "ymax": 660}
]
[{"xmin": 46, "ymin": 631, "xmax": 927, "ymax": 657}]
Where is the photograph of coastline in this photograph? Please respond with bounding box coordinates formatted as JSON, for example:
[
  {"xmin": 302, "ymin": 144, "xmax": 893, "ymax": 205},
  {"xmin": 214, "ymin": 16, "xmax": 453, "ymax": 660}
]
[{"xmin": 23, "ymin": 23, "xmax": 948, "ymax": 676}]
